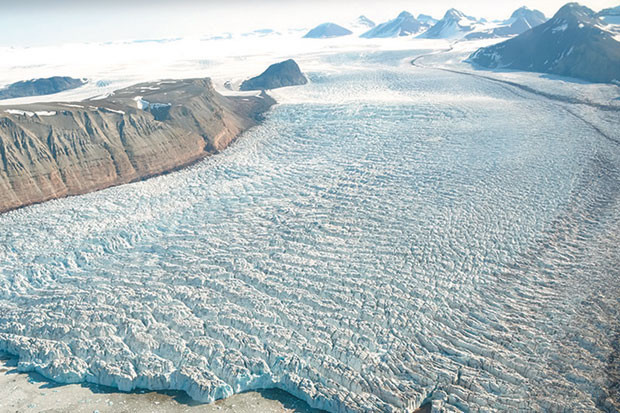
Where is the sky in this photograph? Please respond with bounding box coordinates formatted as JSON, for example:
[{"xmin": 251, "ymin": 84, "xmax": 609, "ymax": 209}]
[{"xmin": 0, "ymin": 0, "xmax": 618, "ymax": 46}]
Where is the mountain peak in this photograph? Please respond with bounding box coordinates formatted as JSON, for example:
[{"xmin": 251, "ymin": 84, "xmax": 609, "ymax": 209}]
[
  {"xmin": 512, "ymin": 6, "xmax": 533, "ymax": 18},
  {"xmin": 444, "ymin": 8, "xmax": 465, "ymax": 20},
  {"xmin": 303, "ymin": 22, "xmax": 353, "ymax": 39},
  {"xmin": 553, "ymin": 2, "xmax": 596, "ymax": 20},
  {"xmin": 469, "ymin": 2, "xmax": 620, "ymax": 84},
  {"xmin": 356, "ymin": 15, "xmax": 376, "ymax": 28},
  {"xmin": 509, "ymin": 6, "xmax": 546, "ymax": 26},
  {"xmin": 360, "ymin": 10, "xmax": 421, "ymax": 38}
]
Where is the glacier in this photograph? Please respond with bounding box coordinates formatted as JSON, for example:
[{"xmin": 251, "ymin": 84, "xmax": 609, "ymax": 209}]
[{"xmin": 0, "ymin": 48, "xmax": 619, "ymax": 412}]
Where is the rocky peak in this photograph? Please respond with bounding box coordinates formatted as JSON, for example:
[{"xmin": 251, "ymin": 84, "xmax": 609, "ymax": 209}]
[{"xmin": 552, "ymin": 2, "xmax": 596, "ymax": 23}]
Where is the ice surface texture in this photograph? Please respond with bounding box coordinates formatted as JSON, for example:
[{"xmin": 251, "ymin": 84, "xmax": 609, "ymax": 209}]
[{"xmin": 1, "ymin": 62, "xmax": 619, "ymax": 412}]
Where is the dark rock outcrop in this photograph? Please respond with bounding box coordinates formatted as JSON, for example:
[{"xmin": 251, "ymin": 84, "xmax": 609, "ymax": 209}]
[
  {"xmin": 240, "ymin": 60, "xmax": 308, "ymax": 91},
  {"xmin": 0, "ymin": 77, "xmax": 85, "ymax": 100},
  {"xmin": 468, "ymin": 3, "xmax": 620, "ymax": 83},
  {"xmin": 303, "ymin": 23, "xmax": 352, "ymax": 38},
  {"xmin": 0, "ymin": 78, "xmax": 275, "ymax": 213}
]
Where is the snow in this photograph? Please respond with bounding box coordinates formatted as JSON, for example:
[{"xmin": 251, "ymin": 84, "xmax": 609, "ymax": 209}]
[
  {"xmin": 134, "ymin": 96, "xmax": 170, "ymax": 111},
  {"xmin": 4, "ymin": 109, "xmax": 34, "ymax": 116},
  {"xmin": 3, "ymin": 109, "xmax": 55, "ymax": 117},
  {"xmin": 551, "ymin": 23, "xmax": 568, "ymax": 33},
  {"xmin": 35, "ymin": 111, "xmax": 56, "ymax": 116},
  {"xmin": 103, "ymin": 108, "xmax": 125, "ymax": 115},
  {"xmin": 133, "ymin": 96, "xmax": 149, "ymax": 110}
]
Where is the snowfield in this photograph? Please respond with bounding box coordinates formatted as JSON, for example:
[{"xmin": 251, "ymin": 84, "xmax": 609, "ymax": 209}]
[{"xmin": 0, "ymin": 36, "xmax": 620, "ymax": 413}]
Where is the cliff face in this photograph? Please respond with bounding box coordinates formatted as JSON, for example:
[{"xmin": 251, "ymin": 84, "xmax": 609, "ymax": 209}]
[{"xmin": 0, "ymin": 78, "xmax": 275, "ymax": 213}]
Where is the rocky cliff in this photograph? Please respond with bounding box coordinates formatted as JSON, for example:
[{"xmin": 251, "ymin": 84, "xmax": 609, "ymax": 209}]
[{"xmin": 0, "ymin": 78, "xmax": 275, "ymax": 213}]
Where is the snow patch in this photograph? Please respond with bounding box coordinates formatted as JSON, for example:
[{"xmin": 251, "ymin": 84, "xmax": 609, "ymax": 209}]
[
  {"xmin": 4, "ymin": 109, "xmax": 34, "ymax": 117},
  {"xmin": 133, "ymin": 96, "xmax": 149, "ymax": 110},
  {"xmin": 134, "ymin": 96, "xmax": 170, "ymax": 111},
  {"xmin": 551, "ymin": 24, "xmax": 568, "ymax": 33},
  {"xmin": 103, "ymin": 108, "xmax": 126, "ymax": 115}
]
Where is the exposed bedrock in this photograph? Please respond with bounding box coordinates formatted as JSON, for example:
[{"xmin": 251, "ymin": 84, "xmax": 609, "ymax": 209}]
[{"xmin": 0, "ymin": 78, "xmax": 275, "ymax": 213}]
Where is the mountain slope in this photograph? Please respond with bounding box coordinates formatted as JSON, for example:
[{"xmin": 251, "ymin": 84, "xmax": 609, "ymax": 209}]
[
  {"xmin": 360, "ymin": 11, "xmax": 422, "ymax": 38},
  {"xmin": 418, "ymin": 9, "xmax": 480, "ymax": 39},
  {"xmin": 303, "ymin": 23, "xmax": 352, "ymax": 39},
  {"xmin": 0, "ymin": 77, "xmax": 85, "ymax": 100},
  {"xmin": 0, "ymin": 79, "xmax": 274, "ymax": 213},
  {"xmin": 469, "ymin": 3, "xmax": 620, "ymax": 83}
]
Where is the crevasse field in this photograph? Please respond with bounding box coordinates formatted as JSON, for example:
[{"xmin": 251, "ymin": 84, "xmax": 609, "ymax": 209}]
[{"xmin": 1, "ymin": 39, "xmax": 619, "ymax": 412}]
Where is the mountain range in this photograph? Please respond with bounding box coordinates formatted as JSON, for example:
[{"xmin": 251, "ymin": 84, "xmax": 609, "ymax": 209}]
[
  {"xmin": 469, "ymin": 3, "xmax": 620, "ymax": 83},
  {"xmin": 466, "ymin": 7, "xmax": 547, "ymax": 39}
]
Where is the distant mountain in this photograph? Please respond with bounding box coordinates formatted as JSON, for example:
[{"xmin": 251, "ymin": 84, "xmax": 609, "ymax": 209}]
[
  {"xmin": 597, "ymin": 6, "xmax": 620, "ymax": 24},
  {"xmin": 468, "ymin": 3, "xmax": 620, "ymax": 84},
  {"xmin": 466, "ymin": 6, "xmax": 546, "ymax": 39},
  {"xmin": 360, "ymin": 11, "xmax": 422, "ymax": 38},
  {"xmin": 354, "ymin": 15, "xmax": 376, "ymax": 29},
  {"xmin": 240, "ymin": 59, "xmax": 308, "ymax": 91},
  {"xmin": 418, "ymin": 9, "xmax": 480, "ymax": 39},
  {"xmin": 0, "ymin": 77, "xmax": 85, "ymax": 100},
  {"xmin": 303, "ymin": 23, "xmax": 352, "ymax": 38},
  {"xmin": 417, "ymin": 14, "xmax": 438, "ymax": 27}
]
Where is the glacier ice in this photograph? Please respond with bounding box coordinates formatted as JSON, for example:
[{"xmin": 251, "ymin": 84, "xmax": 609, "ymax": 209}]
[{"xmin": 0, "ymin": 60, "xmax": 619, "ymax": 412}]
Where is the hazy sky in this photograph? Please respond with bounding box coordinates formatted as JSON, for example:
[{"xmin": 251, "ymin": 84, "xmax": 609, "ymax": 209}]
[{"xmin": 0, "ymin": 0, "xmax": 617, "ymax": 46}]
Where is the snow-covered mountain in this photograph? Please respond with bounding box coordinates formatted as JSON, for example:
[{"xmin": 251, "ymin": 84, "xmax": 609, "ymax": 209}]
[
  {"xmin": 466, "ymin": 6, "xmax": 547, "ymax": 39},
  {"xmin": 360, "ymin": 11, "xmax": 422, "ymax": 38},
  {"xmin": 418, "ymin": 9, "xmax": 481, "ymax": 39},
  {"xmin": 597, "ymin": 5, "xmax": 620, "ymax": 25},
  {"xmin": 352, "ymin": 15, "xmax": 376, "ymax": 30},
  {"xmin": 469, "ymin": 3, "xmax": 620, "ymax": 83},
  {"xmin": 417, "ymin": 14, "xmax": 438, "ymax": 27},
  {"xmin": 303, "ymin": 23, "xmax": 353, "ymax": 39}
]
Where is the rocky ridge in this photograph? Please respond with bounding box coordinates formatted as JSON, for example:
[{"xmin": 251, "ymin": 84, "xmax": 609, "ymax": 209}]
[{"xmin": 0, "ymin": 78, "xmax": 274, "ymax": 213}]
